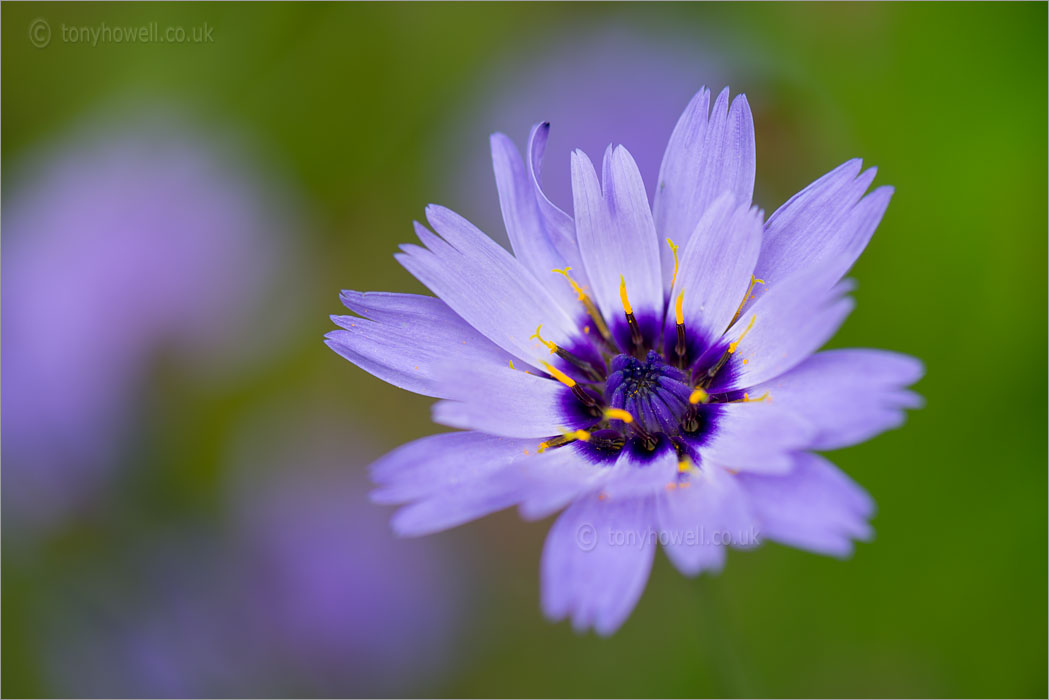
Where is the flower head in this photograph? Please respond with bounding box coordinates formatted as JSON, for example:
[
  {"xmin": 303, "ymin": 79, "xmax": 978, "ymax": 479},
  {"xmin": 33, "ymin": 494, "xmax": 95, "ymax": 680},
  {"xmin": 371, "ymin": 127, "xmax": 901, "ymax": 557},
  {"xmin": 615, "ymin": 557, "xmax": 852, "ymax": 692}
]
[{"xmin": 327, "ymin": 86, "xmax": 923, "ymax": 635}]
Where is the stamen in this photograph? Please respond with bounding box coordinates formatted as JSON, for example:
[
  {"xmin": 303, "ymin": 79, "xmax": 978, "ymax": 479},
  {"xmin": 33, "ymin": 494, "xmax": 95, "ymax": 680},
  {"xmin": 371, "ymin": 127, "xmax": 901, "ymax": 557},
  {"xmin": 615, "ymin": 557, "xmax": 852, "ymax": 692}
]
[
  {"xmin": 674, "ymin": 290, "xmax": 688, "ymax": 367},
  {"xmin": 730, "ymin": 276, "xmax": 765, "ymax": 327},
  {"xmin": 728, "ymin": 315, "xmax": 756, "ymax": 354},
  {"xmin": 727, "ymin": 391, "xmax": 770, "ymax": 404},
  {"xmin": 542, "ymin": 362, "xmax": 576, "ymax": 388},
  {"xmin": 666, "ymin": 238, "xmax": 681, "ymax": 291},
  {"xmin": 553, "ymin": 267, "xmax": 613, "ymax": 344},
  {"xmin": 545, "ymin": 361, "xmax": 601, "ymax": 411},
  {"xmin": 537, "ymin": 429, "xmax": 593, "ymax": 453},
  {"xmin": 688, "ymin": 387, "xmax": 709, "ymax": 405},
  {"xmin": 618, "ymin": 275, "xmax": 634, "ymax": 315},
  {"xmin": 619, "ymin": 275, "xmax": 644, "ymax": 353},
  {"xmin": 530, "ymin": 324, "xmax": 557, "ymax": 355},
  {"xmin": 534, "ymin": 327, "xmax": 604, "ymax": 382},
  {"xmin": 603, "ymin": 407, "xmax": 634, "ymax": 424}
]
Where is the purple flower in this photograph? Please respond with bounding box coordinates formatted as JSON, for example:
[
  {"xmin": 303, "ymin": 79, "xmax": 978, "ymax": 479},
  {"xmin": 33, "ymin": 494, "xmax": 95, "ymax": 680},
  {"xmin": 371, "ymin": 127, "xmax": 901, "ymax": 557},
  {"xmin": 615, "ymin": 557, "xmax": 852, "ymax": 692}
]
[
  {"xmin": 327, "ymin": 87, "xmax": 923, "ymax": 635},
  {"xmin": 1, "ymin": 116, "xmax": 287, "ymax": 533}
]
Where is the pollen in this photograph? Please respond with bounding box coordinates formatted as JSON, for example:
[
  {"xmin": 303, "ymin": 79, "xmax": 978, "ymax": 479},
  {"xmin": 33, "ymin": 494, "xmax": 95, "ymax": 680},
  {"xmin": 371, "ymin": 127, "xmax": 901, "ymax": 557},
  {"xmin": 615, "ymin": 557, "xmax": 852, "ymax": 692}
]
[
  {"xmin": 542, "ymin": 362, "xmax": 576, "ymax": 388},
  {"xmin": 728, "ymin": 314, "xmax": 756, "ymax": 354},
  {"xmin": 675, "ymin": 290, "xmax": 685, "ymax": 326},
  {"xmin": 603, "ymin": 407, "xmax": 634, "ymax": 424},
  {"xmin": 666, "ymin": 237, "xmax": 681, "ymax": 291},
  {"xmin": 689, "ymin": 387, "xmax": 709, "ymax": 405},
  {"xmin": 677, "ymin": 458, "xmax": 693, "ymax": 473},
  {"xmin": 530, "ymin": 324, "xmax": 557, "ymax": 355}
]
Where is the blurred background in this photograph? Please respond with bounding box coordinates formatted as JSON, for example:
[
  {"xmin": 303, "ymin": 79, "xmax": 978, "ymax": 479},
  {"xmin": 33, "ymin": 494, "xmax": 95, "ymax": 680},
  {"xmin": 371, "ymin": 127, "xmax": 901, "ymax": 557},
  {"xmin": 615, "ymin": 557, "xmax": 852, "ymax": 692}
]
[{"xmin": 2, "ymin": 3, "xmax": 1045, "ymax": 697}]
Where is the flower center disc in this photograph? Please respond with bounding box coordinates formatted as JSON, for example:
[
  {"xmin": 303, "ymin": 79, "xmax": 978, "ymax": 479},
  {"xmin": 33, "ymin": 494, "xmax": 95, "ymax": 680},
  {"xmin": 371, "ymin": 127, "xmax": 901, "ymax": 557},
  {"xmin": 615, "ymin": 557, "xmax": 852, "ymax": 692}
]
[{"xmin": 606, "ymin": 351, "xmax": 693, "ymax": 435}]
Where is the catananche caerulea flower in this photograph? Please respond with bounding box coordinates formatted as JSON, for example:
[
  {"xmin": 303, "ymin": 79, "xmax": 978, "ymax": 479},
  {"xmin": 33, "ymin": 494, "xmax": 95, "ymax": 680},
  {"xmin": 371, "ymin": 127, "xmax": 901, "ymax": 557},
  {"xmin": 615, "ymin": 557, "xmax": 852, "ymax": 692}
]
[
  {"xmin": 2, "ymin": 117, "xmax": 286, "ymax": 534},
  {"xmin": 327, "ymin": 87, "xmax": 922, "ymax": 635}
]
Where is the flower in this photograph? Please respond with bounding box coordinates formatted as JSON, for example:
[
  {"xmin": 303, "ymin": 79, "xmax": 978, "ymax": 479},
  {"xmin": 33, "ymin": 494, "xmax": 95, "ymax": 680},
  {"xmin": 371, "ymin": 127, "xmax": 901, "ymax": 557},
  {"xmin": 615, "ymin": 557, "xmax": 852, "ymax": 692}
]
[
  {"xmin": 41, "ymin": 413, "xmax": 466, "ymax": 697},
  {"xmin": 1, "ymin": 115, "xmax": 288, "ymax": 535},
  {"xmin": 326, "ymin": 86, "xmax": 923, "ymax": 635},
  {"xmin": 438, "ymin": 24, "xmax": 737, "ymax": 240}
]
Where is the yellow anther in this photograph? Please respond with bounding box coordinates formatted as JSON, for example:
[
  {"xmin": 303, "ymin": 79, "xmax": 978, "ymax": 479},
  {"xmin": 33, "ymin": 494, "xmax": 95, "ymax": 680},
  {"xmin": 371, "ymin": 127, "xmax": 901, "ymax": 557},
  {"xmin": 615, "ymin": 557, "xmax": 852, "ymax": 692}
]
[
  {"xmin": 677, "ymin": 459, "xmax": 694, "ymax": 474},
  {"xmin": 674, "ymin": 290, "xmax": 685, "ymax": 326},
  {"xmin": 552, "ymin": 267, "xmax": 586, "ymax": 300},
  {"xmin": 666, "ymin": 238, "xmax": 681, "ymax": 291},
  {"xmin": 542, "ymin": 362, "xmax": 576, "ymax": 388},
  {"xmin": 728, "ymin": 391, "xmax": 771, "ymax": 404},
  {"xmin": 619, "ymin": 275, "xmax": 634, "ymax": 315},
  {"xmin": 509, "ymin": 359, "xmax": 515, "ymax": 369},
  {"xmin": 731, "ymin": 276, "xmax": 765, "ymax": 325},
  {"xmin": 537, "ymin": 429, "xmax": 589, "ymax": 454},
  {"xmin": 530, "ymin": 324, "xmax": 557, "ymax": 355},
  {"xmin": 603, "ymin": 407, "xmax": 634, "ymax": 424},
  {"xmin": 728, "ymin": 315, "xmax": 756, "ymax": 354},
  {"xmin": 689, "ymin": 387, "xmax": 710, "ymax": 405},
  {"xmin": 553, "ymin": 267, "xmax": 612, "ymax": 343}
]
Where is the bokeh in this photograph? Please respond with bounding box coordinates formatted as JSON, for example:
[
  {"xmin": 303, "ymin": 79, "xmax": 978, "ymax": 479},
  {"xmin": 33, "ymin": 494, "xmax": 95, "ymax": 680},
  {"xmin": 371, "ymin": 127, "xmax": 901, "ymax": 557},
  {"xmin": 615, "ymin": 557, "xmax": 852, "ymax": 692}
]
[{"xmin": 2, "ymin": 3, "xmax": 1046, "ymax": 697}]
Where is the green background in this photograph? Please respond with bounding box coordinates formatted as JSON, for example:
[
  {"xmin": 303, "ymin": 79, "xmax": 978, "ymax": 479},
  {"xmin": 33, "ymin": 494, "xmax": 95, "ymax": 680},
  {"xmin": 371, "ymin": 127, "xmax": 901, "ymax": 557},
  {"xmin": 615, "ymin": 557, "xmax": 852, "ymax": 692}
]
[{"xmin": 3, "ymin": 2, "xmax": 1046, "ymax": 697}]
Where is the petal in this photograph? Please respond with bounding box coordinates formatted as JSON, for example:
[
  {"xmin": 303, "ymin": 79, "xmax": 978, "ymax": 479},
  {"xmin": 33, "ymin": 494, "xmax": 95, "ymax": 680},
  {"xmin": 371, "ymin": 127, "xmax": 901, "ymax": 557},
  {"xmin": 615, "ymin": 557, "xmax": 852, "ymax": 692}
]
[
  {"xmin": 490, "ymin": 130, "xmax": 581, "ymax": 313},
  {"xmin": 666, "ymin": 193, "xmax": 763, "ymax": 350},
  {"xmin": 755, "ymin": 159, "xmax": 892, "ymax": 290},
  {"xmin": 430, "ymin": 362, "xmax": 587, "ymax": 438},
  {"xmin": 697, "ymin": 402, "xmax": 816, "ymax": 474},
  {"xmin": 526, "ymin": 123, "xmax": 590, "ymax": 282},
  {"xmin": 395, "ymin": 210, "xmax": 578, "ymax": 367},
  {"xmin": 372, "ymin": 431, "xmax": 536, "ymax": 536},
  {"xmin": 327, "ymin": 291, "xmax": 515, "ymax": 398},
  {"xmin": 737, "ymin": 452, "xmax": 874, "ymax": 557},
  {"xmin": 371, "ymin": 431, "xmax": 531, "ymax": 504},
  {"xmin": 541, "ymin": 492, "xmax": 656, "ymax": 636},
  {"xmin": 715, "ymin": 269, "xmax": 855, "ymax": 390},
  {"xmin": 516, "ymin": 445, "xmax": 610, "ymax": 521},
  {"xmin": 572, "ymin": 146, "xmax": 663, "ymax": 321},
  {"xmin": 750, "ymin": 349, "xmax": 924, "ymax": 450},
  {"xmin": 654, "ymin": 87, "xmax": 756, "ymax": 293},
  {"xmin": 522, "ymin": 438, "xmax": 679, "ymax": 520},
  {"xmin": 656, "ymin": 464, "xmax": 757, "ymax": 576}
]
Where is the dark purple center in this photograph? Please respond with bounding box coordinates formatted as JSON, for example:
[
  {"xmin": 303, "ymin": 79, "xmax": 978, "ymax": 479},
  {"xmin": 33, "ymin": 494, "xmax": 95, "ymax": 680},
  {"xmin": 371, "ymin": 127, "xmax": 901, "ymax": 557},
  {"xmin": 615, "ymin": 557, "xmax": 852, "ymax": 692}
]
[{"xmin": 606, "ymin": 351, "xmax": 692, "ymax": 435}]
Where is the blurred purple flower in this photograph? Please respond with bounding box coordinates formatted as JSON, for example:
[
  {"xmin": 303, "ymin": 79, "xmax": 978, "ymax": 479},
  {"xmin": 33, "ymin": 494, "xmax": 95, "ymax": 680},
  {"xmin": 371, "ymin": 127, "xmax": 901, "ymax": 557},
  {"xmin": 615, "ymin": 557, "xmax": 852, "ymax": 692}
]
[
  {"xmin": 437, "ymin": 26, "xmax": 739, "ymax": 239},
  {"xmin": 230, "ymin": 412, "xmax": 466, "ymax": 695},
  {"xmin": 45, "ymin": 413, "xmax": 465, "ymax": 697},
  {"xmin": 1, "ymin": 117, "xmax": 288, "ymax": 533},
  {"xmin": 327, "ymin": 85, "xmax": 923, "ymax": 635}
]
